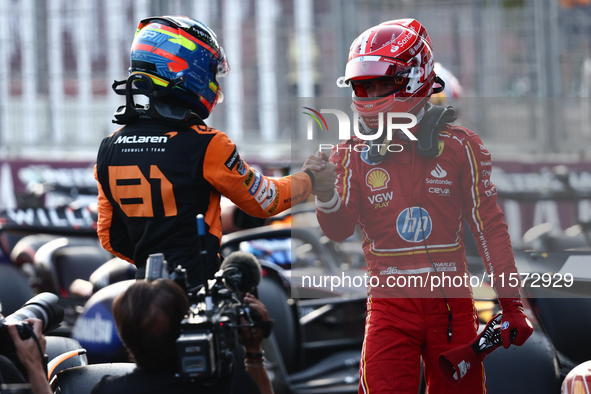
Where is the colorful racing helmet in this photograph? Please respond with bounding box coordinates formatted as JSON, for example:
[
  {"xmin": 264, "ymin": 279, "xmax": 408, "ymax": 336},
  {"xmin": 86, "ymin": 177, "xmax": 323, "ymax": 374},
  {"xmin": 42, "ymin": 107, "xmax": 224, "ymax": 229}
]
[
  {"xmin": 562, "ymin": 361, "xmax": 591, "ymax": 394},
  {"xmin": 340, "ymin": 19, "xmax": 441, "ymax": 128},
  {"xmin": 129, "ymin": 16, "xmax": 229, "ymax": 119}
]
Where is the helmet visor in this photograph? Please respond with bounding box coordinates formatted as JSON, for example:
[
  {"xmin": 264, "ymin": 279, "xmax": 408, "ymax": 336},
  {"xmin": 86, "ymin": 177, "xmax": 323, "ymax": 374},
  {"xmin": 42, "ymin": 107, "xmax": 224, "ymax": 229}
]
[
  {"xmin": 345, "ymin": 58, "xmax": 412, "ymax": 83},
  {"xmin": 216, "ymin": 46, "xmax": 230, "ymax": 78},
  {"xmin": 351, "ymin": 76, "xmax": 408, "ymax": 98}
]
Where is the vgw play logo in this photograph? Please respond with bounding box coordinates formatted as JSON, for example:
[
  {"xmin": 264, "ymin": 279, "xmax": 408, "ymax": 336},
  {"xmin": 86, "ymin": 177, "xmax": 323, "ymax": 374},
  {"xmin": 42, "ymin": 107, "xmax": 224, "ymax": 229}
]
[{"xmin": 302, "ymin": 107, "xmax": 417, "ymax": 153}]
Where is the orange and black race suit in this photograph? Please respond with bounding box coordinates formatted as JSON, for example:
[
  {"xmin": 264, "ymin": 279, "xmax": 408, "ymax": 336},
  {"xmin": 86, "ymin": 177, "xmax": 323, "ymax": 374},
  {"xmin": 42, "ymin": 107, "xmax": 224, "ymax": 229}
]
[{"xmin": 95, "ymin": 118, "xmax": 311, "ymax": 286}]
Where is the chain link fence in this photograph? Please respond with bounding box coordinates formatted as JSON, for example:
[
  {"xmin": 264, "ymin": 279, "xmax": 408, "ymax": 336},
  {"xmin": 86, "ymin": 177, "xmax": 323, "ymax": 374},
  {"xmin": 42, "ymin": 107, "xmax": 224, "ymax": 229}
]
[{"xmin": 0, "ymin": 0, "xmax": 590, "ymax": 160}]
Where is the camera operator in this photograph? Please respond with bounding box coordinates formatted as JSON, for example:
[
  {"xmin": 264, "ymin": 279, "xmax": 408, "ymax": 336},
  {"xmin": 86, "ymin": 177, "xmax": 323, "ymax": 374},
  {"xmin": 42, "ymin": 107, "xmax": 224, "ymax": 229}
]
[
  {"xmin": 0, "ymin": 311, "xmax": 51, "ymax": 394},
  {"xmin": 91, "ymin": 279, "xmax": 273, "ymax": 394},
  {"xmin": 239, "ymin": 292, "xmax": 273, "ymax": 394}
]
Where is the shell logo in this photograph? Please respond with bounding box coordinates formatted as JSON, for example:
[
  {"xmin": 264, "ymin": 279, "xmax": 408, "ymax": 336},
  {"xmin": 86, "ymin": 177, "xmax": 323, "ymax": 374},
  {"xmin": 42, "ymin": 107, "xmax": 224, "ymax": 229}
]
[{"xmin": 365, "ymin": 168, "xmax": 390, "ymax": 191}]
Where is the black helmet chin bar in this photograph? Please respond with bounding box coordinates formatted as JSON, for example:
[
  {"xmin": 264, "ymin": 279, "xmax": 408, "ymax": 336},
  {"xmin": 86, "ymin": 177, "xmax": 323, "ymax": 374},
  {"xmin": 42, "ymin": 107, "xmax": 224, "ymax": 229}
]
[
  {"xmin": 432, "ymin": 75, "xmax": 445, "ymax": 94},
  {"xmin": 111, "ymin": 74, "xmax": 203, "ymax": 125}
]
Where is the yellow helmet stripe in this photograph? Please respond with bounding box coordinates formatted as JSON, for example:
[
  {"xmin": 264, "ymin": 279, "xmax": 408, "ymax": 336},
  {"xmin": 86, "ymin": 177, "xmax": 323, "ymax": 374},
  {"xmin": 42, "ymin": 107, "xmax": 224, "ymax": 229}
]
[
  {"xmin": 131, "ymin": 72, "xmax": 169, "ymax": 87},
  {"xmin": 143, "ymin": 27, "xmax": 197, "ymax": 51}
]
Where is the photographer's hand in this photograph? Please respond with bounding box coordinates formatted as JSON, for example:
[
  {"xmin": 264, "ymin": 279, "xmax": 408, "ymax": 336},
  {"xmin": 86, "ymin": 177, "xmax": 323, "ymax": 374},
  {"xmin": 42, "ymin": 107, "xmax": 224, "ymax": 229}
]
[
  {"xmin": 7, "ymin": 318, "xmax": 51, "ymax": 394},
  {"xmin": 241, "ymin": 293, "xmax": 274, "ymax": 394},
  {"xmin": 240, "ymin": 293, "xmax": 270, "ymax": 352}
]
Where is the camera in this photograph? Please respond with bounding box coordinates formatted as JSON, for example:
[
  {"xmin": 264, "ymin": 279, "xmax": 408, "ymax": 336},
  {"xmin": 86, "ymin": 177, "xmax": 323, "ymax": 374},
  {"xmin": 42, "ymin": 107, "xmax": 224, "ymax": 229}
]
[
  {"xmin": 145, "ymin": 251, "xmax": 262, "ymax": 381},
  {"xmin": 0, "ymin": 293, "xmax": 64, "ymax": 363}
]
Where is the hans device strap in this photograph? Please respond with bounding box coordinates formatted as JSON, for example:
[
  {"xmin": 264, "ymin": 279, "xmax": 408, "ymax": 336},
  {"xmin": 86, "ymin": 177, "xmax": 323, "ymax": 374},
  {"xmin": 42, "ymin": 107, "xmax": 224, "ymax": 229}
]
[
  {"xmin": 416, "ymin": 104, "xmax": 457, "ymax": 158},
  {"xmin": 366, "ymin": 126, "xmax": 390, "ymax": 164},
  {"xmin": 111, "ymin": 74, "xmax": 206, "ymax": 126}
]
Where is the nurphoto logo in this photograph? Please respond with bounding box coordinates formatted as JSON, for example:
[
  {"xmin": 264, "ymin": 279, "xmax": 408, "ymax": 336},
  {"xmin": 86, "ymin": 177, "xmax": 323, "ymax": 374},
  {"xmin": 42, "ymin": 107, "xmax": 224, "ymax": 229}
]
[{"xmin": 303, "ymin": 107, "xmax": 417, "ymax": 153}]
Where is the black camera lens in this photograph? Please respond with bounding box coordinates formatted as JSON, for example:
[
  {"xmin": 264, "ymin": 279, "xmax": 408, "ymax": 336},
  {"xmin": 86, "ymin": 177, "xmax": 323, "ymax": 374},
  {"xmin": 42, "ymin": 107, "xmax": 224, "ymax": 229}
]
[{"xmin": 3, "ymin": 293, "xmax": 64, "ymax": 334}]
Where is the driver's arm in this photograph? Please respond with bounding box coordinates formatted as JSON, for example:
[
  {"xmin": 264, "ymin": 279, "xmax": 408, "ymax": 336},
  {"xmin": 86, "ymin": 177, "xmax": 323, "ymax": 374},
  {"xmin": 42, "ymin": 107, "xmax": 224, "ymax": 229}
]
[{"xmin": 203, "ymin": 131, "xmax": 311, "ymax": 219}]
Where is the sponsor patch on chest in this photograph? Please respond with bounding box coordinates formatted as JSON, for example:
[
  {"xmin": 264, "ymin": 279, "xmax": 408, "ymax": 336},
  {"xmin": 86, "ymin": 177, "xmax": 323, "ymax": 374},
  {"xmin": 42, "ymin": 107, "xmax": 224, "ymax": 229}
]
[
  {"xmin": 367, "ymin": 191, "xmax": 393, "ymax": 209},
  {"xmin": 428, "ymin": 187, "xmax": 451, "ymax": 196}
]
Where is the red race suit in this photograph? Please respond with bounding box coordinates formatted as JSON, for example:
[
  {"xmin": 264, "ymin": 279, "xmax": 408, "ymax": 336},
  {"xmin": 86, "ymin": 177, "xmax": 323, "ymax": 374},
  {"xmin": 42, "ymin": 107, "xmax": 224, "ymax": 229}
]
[{"xmin": 316, "ymin": 122, "xmax": 522, "ymax": 394}]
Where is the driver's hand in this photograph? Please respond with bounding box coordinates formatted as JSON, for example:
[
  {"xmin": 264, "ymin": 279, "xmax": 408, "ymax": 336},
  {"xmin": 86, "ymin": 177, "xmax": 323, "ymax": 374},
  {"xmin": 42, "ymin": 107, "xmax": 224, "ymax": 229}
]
[{"xmin": 301, "ymin": 151, "xmax": 329, "ymax": 172}]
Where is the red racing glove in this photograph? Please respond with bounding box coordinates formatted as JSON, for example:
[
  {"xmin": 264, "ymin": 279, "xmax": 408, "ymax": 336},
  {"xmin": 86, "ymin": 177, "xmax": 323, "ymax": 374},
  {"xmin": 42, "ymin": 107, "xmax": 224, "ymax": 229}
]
[
  {"xmin": 439, "ymin": 313, "xmax": 505, "ymax": 383},
  {"xmin": 498, "ymin": 298, "xmax": 534, "ymax": 348}
]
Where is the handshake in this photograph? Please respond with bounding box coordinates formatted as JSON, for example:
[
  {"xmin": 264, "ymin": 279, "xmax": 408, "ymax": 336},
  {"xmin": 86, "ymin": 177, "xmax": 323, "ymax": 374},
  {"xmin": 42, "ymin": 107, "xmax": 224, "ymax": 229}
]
[{"xmin": 302, "ymin": 151, "xmax": 337, "ymax": 202}]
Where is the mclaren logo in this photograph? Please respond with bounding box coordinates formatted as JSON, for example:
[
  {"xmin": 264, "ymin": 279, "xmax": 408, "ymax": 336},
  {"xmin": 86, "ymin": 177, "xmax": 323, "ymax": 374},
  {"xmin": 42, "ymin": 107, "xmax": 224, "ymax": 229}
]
[{"xmin": 114, "ymin": 135, "xmax": 170, "ymax": 144}]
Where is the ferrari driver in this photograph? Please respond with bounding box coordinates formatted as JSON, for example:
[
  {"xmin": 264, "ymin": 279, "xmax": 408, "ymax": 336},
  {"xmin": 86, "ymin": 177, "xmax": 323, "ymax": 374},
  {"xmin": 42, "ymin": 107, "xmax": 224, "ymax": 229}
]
[
  {"xmin": 95, "ymin": 16, "xmax": 334, "ymax": 287},
  {"xmin": 307, "ymin": 19, "xmax": 533, "ymax": 393}
]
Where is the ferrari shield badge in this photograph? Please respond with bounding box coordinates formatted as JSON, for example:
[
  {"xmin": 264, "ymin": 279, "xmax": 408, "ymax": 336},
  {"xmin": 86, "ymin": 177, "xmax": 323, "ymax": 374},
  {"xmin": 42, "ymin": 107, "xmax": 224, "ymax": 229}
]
[{"xmin": 436, "ymin": 141, "xmax": 444, "ymax": 157}]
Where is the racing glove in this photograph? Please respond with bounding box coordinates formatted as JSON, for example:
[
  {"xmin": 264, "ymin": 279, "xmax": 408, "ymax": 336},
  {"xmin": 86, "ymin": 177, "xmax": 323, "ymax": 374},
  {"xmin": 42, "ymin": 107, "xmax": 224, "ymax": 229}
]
[
  {"xmin": 439, "ymin": 313, "xmax": 506, "ymax": 383},
  {"xmin": 498, "ymin": 298, "xmax": 534, "ymax": 348}
]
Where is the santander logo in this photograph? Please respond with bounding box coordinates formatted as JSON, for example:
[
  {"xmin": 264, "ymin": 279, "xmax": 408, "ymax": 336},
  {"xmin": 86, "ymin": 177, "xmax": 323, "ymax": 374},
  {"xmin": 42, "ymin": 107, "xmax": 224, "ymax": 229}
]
[
  {"xmin": 397, "ymin": 32, "xmax": 413, "ymax": 47},
  {"xmin": 431, "ymin": 164, "xmax": 447, "ymax": 178}
]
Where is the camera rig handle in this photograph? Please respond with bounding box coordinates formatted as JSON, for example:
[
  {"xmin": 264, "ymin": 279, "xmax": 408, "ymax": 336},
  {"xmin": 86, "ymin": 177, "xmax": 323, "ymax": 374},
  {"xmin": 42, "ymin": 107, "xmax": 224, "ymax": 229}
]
[{"xmin": 196, "ymin": 214, "xmax": 213, "ymax": 311}]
